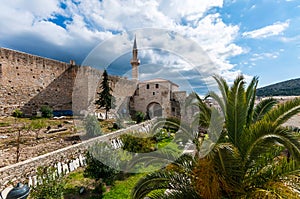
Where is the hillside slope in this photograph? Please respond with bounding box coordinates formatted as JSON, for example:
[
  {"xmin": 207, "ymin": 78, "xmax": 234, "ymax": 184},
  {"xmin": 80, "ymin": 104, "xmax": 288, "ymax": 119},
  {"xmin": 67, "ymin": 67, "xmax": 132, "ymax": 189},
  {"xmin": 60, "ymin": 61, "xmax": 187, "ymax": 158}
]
[{"xmin": 256, "ymin": 78, "xmax": 300, "ymax": 97}]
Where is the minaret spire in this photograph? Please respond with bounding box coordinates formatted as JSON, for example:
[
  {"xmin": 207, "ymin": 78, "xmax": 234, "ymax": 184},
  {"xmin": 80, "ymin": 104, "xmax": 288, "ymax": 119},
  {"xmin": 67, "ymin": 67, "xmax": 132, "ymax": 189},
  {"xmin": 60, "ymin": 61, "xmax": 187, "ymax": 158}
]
[
  {"xmin": 130, "ymin": 35, "xmax": 140, "ymax": 81},
  {"xmin": 133, "ymin": 35, "xmax": 137, "ymax": 49}
]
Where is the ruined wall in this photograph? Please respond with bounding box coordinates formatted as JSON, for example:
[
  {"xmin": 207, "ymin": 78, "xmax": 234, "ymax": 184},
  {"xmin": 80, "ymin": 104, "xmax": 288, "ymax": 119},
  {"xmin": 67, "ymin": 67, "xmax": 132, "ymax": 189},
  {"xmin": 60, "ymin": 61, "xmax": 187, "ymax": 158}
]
[{"xmin": 0, "ymin": 48, "xmax": 77, "ymax": 116}]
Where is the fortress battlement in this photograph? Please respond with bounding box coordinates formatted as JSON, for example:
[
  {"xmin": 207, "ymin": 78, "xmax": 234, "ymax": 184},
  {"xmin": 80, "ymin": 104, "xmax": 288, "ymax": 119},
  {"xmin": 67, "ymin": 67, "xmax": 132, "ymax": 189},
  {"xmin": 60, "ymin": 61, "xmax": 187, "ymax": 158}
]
[{"xmin": 0, "ymin": 47, "xmax": 72, "ymax": 70}]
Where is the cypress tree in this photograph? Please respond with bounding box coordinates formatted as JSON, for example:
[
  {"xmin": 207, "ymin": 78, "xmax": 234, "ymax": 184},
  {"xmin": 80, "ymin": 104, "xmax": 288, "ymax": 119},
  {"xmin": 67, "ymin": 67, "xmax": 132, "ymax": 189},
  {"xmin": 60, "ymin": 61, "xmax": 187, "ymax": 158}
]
[{"xmin": 95, "ymin": 70, "xmax": 116, "ymax": 119}]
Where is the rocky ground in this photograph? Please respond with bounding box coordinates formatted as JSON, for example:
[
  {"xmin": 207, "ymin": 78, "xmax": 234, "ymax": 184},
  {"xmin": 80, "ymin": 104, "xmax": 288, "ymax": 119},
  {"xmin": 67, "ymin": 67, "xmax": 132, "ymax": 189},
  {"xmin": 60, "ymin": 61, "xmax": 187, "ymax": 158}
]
[
  {"xmin": 0, "ymin": 116, "xmax": 118, "ymax": 168},
  {"xmin": 0, "ymin": 117, "xmax": 81, "ymax": 168}
]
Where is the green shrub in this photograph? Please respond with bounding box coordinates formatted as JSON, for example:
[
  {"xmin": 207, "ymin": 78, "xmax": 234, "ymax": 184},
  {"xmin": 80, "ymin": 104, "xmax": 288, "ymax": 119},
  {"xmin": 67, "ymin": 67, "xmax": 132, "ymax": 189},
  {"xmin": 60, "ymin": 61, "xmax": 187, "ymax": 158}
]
[
  {"xmin": 30, "ymin": 166, "xmax": 65, "ymax": 199},
  {"xmin": 40, "ymin": 105, "xmax": 53, "ymax": 118},
  {"xmin": 12, "ymin": 109, "xmax": 23, "ymax": 118},
  {"xmin": 84, "ymin": 115, "xmax": 102, "ymax": 137},
  {"xmin": 84, "ymin": 142, "xmax": 121, "ymax": 185},
  {"xmin": 120, "ymin": 133, "xmax": 155, "ymax": 153},
  {"xmin": 93, "ymin": 182, "xmax": 106, "ymax": 195},
  {"xmin": 135, "ymin": 111, "xmax": 145, "ymax": 124}
]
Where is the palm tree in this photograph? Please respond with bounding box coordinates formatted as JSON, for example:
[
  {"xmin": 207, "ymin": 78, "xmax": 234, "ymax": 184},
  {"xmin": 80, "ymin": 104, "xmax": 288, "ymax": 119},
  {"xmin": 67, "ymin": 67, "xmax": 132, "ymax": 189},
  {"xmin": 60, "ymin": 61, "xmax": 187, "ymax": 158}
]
[
  {"xmin": 132, "ymin": 154, "xmax": 199, "ymax": 199},
  {"xmin": 132, "ymin": 75, "xmax": 300, "ymax": 199}
]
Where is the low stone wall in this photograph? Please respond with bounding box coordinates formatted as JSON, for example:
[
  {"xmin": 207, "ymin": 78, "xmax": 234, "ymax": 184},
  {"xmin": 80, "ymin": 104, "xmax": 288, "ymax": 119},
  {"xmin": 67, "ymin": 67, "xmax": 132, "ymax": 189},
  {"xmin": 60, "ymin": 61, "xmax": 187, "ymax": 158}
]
[{"xmin": 0, "ymin": 119, "xmax": 156, "ymax": 193}]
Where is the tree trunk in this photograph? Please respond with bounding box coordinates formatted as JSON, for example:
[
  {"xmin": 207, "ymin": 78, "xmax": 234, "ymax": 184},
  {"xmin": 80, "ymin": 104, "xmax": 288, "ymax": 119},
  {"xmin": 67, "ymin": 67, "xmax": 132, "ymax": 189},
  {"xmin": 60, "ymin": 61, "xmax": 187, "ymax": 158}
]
[
  {"xmin": 16, "ymin": 129, "xmax": 21, "ymax": 163},
  {"xmin": 105, "ymin": 110, "xmax": 108, "ymax": 119}
]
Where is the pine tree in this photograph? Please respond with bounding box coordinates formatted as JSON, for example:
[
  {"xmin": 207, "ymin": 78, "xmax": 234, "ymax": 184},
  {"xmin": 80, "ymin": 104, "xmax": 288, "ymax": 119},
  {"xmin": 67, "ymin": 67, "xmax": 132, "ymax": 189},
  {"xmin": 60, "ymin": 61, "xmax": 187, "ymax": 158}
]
[{"xmin": 95, "ymin": 70, "xmax": 116, "ymax": 119}]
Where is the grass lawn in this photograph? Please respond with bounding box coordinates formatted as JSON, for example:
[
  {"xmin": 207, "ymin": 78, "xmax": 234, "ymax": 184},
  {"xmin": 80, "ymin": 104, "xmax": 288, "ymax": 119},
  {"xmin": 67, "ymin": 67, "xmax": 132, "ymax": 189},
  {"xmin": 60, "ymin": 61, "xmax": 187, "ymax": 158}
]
[
  {"xmin": 102, "ymin": 173, "xmax": 145, "ymax": 199},
  {"xmin": 63, "ymin": 168, "xmax": 101, "ymax": 199},
  {"xmin": 63, "ymin": 168, "xmax": 145, "ymax": 199}
]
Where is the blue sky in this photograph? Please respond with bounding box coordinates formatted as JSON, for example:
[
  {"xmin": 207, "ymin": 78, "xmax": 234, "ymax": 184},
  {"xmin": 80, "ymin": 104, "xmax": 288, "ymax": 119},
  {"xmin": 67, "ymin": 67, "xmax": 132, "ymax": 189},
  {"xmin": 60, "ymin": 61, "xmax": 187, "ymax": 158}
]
[{"xmin": 0, "ymin": 0, "xmax": 299, "ymax": 94}]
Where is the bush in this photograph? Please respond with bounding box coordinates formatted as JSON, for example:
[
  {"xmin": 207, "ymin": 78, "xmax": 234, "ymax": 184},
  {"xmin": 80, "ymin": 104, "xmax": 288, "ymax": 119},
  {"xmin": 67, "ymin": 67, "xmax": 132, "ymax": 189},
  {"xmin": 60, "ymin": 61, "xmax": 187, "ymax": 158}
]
[
  {"xmin": 120, "ymin": 133, "xmax": 155, "ymax": 153},
  {"xmin": 40, "ymin": 105, "xmax": 53, "ymax": 118},
  {"xmin": 12, "ymin": 109, "xmax": 23, "ymax": 118},
  {"xmin": 84, "ymin": 142, "xmax": 121, "ymax": 185},
  {"xmin": 84, "ymin": 115, "xmax": 102, "ymax": 137},
  {"xmin": 135, "ymin": 111, "xmax": 146, "ymax": 124},
  {"xmin": 30, "ymin": 166, "xmax": 65, "ymax": 199}
]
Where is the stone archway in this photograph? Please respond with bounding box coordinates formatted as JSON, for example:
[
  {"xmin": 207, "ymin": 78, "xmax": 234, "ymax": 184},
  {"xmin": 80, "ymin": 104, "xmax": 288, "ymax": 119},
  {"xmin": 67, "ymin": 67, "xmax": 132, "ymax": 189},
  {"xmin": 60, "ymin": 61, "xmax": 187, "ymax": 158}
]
[{"xmin": 147, "ymin": 102, "xmax": 162, "ymax": 118}]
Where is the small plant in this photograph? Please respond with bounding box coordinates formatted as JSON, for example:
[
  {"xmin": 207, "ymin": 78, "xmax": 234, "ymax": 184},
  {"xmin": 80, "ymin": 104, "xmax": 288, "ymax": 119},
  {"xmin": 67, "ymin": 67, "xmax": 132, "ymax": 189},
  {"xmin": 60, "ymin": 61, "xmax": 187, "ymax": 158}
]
[
  {"xmin": 29, "ymin": 119, "xmax": 47, "ymax": 140},
  {"xmin": 84, "ymin": 115, "xmax": 102, "ymax": 137},
  {"xmin": 135, "ymin": 111, "xmax": 145, "ymax": 124},
  {"xmin": 93, "ymin": 182, "xmax": 106, "ymax": 195},
  {"xmin": 30, "ymin": 166, "xmax": 65, "ymax": 199},
  {"xmin": 12, "ymin": 109, "xmax": 23, "ymax": 118},
  {"xmin": 40, "ymin": 105, "xmax": 53, "ymax": 118},
  {"xmin": 84, "ymin": 142, "xmax": 121, "ymax": 185}
]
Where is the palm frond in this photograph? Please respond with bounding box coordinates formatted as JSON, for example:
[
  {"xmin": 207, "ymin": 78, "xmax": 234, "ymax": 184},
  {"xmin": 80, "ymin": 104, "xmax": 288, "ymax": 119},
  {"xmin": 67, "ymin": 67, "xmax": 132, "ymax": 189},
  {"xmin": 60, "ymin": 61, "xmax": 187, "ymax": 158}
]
[
  {"xmin": 253, "ymin": 98, "xmax": 278, "ymax": 123},
  {"xmin": 189, "ymin": 92, "xmax": 212, "ymax": 128},
  {"xmin": 243, "ymin": 122, "xmax": 300, "ymax": 168},
  {"xmin": 244, "ymin": 160, "xmax": 300, "ymax": 199},
  {"xmin": 213, "ymin": 75, "xmax": 229, "ymax": 104},
  {"xmin": 132, "ymin": 168, "xmax": 196, "ymax": 199},
  {"xmin": 226, "ymin": 75, "xmax": 247, "ymax": 148},
  {"xmin": 264, "ymin": 97, "xmax": 300, "ymax": 126},
  {"xmin": 207, "ymin": 90, "xmax": 226, "ymax": 117},
  {"xmin": 127, "ymin": 149, "xmax": 182, "ymax": 172},
  {"xmin": 210, "ymin": 143, "xmax": 244, "ymax": 189},
  {"xmin": 245, "ymin": 76, "xmax": 259, "ymax": 126}
]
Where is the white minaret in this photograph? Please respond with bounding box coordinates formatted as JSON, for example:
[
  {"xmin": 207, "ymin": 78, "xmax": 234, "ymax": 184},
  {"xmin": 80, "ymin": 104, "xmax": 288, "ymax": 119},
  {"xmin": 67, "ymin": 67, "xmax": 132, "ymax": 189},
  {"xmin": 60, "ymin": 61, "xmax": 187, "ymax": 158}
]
[{"xmin": 130, "ymin": 35, "xmax": 140, "ymax": 81}]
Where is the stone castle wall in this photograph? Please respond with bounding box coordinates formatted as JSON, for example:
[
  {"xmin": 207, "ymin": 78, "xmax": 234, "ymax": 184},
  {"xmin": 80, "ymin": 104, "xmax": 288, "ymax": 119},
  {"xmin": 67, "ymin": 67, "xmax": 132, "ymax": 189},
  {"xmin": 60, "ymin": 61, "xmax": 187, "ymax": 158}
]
[
  {"xmin": 0, "ymin": 47, "xmax": 185, "ymax": 118},
  {"xmin": 0, "ymin": 48, "xmax": 77, "ymax": 116},
  {"xmin": 72, "ymin": 66, "xmax": 136, "ymax": 117},
  {"xmin": 0, "ymin": 48, "xmax": 136, "ymax": 117}
]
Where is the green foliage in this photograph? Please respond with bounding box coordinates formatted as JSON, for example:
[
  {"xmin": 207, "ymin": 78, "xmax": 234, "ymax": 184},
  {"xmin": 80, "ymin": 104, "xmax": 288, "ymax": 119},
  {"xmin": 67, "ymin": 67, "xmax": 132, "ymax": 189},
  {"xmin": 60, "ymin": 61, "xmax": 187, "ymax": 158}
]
[
  {"xmin": 84, "ymin": 142, "xmax": 121, "ymax": 185},
  {"xmin": 120, "ymin": 133, "xmax": 155, "ymax": 153},
  {"xmin": 28, "ymin": 119, "xmax": 47, "ymax": 140},
  {"xmin": 132, "ymin": 154, "xmax": 198, "ymax": 199},
  {"xmin": 29, "ymin": 119, "xmax": 47, "ymax": 130},
  {"xmin": 135, "ymin": 111, "xmax": 145, "ymax": 124},
  {"xmin": 93, "ymin": 182, "xmax": 107, "ymax": 196},
  {"xmin": 0, "ymin": 122, "xmax": 9, "ymax": 127},
  {"xmin": 30, "ymin": 166, "xmax": 65, "ymax": 199},
  {"xmin": 40, "ymin": 105, "xmax": 53, "ymax": 118},
  {"xmin": 12, "ymin": 109, "xmax": 23, "ymax": 118},
  {"xmin": 111, "ymin": 118, "xmax": 123, "ymax": 130},
  {"xmin": 103, "ymin": 174, "xmax": 145, "ymax": 199},
  {"xmin": 84, "ymin": 115, "xmax": 102, "ymax": 137},
  {"xmin": 132, "ymin": 75, "xmax": 300, "ymax": 199},
  {"xmin": 164, "ymin": 117, "xmax": 181, "ymax": 133},
  {"xmin": 95, "ymin": 70, "xmax": 116, "ymax": 119}
]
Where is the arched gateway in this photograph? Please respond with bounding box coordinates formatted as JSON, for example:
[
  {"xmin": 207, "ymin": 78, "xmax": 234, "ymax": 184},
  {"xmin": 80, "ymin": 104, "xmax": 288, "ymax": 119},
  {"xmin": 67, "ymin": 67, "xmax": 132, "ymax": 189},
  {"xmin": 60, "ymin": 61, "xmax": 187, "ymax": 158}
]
[{"xmin": 147, "ymin": 102, "xmax": 162, "ymax": 118}]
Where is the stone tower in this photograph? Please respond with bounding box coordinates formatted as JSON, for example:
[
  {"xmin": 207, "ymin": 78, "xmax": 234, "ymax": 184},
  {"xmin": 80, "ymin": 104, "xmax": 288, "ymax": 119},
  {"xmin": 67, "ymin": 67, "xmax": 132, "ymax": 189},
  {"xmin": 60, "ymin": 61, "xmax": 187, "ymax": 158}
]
[{"xmin": 130, "ymin": 36, "xmax": 140, "ymax": 81}]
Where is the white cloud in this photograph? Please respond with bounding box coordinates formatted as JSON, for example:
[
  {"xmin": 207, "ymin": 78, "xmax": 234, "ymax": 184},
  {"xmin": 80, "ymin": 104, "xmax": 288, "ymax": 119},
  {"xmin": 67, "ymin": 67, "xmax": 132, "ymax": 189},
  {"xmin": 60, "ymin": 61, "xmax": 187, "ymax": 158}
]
[
  {"xmin": 0, "ymin": 0, "xmax": 248, "ymax": 93},
  {"xmin": 250, "ymin": 52, "xmax": 280, "ymax": 62},
  {"xmin": 242, "ymin": 21, "xmax": 289, "ymax": 38}
]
